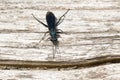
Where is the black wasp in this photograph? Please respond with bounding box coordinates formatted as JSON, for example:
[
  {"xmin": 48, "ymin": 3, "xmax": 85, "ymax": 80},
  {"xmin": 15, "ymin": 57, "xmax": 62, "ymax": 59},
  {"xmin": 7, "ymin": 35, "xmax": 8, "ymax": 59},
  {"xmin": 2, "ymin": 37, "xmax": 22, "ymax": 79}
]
[{"xmin": 32, "ymin": 9, "xmax": 70, "ymax": 58}]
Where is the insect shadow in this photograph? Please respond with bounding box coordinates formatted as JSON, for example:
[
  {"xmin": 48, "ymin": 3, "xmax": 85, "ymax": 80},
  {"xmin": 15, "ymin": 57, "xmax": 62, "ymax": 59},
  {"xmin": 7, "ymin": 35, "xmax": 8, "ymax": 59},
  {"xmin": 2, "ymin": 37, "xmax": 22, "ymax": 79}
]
[{"xmin": 32, "ymin": 9, "xmax": 70, "ymax": 58}]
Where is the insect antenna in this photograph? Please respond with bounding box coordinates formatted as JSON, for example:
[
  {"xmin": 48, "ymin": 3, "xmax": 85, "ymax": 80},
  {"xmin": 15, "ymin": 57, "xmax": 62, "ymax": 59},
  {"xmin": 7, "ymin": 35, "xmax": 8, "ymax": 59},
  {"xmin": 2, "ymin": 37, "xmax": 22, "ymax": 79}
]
[
  {"xmin": 53, "ymin": 45, "xmax": 56, "ymax": 59},
  {"xmin": 52, "ymin": 40, "xmax": 59, "ymax": 58}
]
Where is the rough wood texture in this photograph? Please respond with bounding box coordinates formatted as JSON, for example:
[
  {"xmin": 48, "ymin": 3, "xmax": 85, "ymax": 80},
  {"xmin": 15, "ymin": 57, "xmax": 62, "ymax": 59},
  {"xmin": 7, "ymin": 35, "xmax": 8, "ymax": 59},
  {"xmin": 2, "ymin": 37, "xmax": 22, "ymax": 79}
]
[
  {"xmin": 0, "ymin": 0, "xmax": 120, "ymax": 79},
  {"xmin": 0, "ymin": 0, "xmax": 120, "ymax": 61},
  {"xmin": 0, "ymin": 64, "xmax": 120, "ymax": 80}
]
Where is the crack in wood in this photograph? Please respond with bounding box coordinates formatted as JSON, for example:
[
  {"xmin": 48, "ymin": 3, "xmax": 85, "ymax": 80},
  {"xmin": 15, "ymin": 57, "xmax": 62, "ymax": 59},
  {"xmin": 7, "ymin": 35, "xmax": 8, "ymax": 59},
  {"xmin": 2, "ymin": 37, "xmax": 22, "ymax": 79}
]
[
  {"xmin": 0, "ymin": 29, "xmax": 110, "ymax": 33},
  {"xmin": 0, "ymin": 55, "xmax": 120, "ymax": 70}
]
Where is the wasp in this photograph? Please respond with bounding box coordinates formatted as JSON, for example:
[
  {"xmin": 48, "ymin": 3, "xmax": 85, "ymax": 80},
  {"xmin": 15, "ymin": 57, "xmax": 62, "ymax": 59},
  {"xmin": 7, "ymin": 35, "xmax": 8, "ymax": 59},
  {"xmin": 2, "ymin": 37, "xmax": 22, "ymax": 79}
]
[{"xmin": 32, "ymin": 9, "xmax": 70, "ymax": 58}]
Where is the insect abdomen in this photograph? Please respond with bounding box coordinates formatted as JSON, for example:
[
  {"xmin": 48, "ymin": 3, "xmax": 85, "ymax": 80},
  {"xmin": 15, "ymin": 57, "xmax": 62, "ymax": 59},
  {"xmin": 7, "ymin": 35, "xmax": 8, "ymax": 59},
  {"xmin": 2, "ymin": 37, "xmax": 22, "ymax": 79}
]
[{"xmin": 46, "ymin": 12, "xmax": 56, "ymax": 29}]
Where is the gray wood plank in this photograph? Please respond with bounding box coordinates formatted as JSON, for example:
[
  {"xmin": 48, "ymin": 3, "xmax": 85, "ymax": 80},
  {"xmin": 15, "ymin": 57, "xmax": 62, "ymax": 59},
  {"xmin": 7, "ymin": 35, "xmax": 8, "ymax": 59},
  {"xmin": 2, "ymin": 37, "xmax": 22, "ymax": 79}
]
[
  {"xmin": 0, "ymin": 63, "xmax": 120, "ymax": 80},
  {"xmin": 0, "ymin": 0, "xmax": 120, "ymax": 79}
]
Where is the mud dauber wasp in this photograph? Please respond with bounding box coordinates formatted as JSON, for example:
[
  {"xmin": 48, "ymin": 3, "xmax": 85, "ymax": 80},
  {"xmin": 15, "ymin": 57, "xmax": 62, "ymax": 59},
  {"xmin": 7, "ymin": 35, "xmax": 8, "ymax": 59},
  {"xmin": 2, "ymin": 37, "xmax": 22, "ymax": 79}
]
[{"xmin": 32, "ymin": 9, "xmax": 70, "ymax": 58}]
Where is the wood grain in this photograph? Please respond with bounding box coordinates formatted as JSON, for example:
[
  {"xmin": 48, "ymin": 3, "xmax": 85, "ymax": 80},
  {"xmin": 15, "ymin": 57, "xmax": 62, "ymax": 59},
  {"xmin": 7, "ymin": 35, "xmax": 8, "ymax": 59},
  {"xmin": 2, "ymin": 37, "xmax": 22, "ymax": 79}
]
[
  {"xmin": 0, "ymin": 0, "xmax": 120, "ymax": 79},
  {"xmin": 0, "ymin": 63, "xmax": 120, "ymax": 80}
]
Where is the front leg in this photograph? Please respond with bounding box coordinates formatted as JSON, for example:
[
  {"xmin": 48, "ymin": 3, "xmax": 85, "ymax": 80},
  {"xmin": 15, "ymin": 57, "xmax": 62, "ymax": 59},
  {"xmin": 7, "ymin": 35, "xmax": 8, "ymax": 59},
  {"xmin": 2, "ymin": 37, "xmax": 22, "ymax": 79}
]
[{"xmin": 39, "ymin": 31, "xmax": 49, "ymax": 43}]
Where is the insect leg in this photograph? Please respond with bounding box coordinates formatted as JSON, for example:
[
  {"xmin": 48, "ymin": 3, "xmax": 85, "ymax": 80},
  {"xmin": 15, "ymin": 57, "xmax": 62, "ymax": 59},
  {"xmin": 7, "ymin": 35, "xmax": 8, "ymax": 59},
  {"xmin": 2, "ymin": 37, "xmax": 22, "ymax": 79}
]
[
  {"xmin": 57, "ymin": 29, "xmax": 68, "ymax": 35},
  {"xmin": 32, "ymin": 14, "xmax": 48, "ymax": 27},
  {"xmin": 39, "ymin": 31, "xmax": 49, "ymax": 43},
  {"xmin": 56, "ymin": 9, "xmax": 70, "ymax": 27},
  {"xmin": 57, "ymin": 29, "xmax": 63, "ymax": 33}
]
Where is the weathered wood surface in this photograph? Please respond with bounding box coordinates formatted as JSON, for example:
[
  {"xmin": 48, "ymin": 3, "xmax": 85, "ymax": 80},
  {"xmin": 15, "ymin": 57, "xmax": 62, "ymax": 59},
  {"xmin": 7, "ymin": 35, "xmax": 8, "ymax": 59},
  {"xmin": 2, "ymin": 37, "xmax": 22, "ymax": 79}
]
[
  {"xmin": 0, "ymin": 0, "xmax": 120, "ymax": 61},
  {"xmin": 0, "ymin": 64, "xmax": 120, "ymax": 80},
  {"xmin": 0, "ymin": 0, "xmax": 120, "ymax": 79}
]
